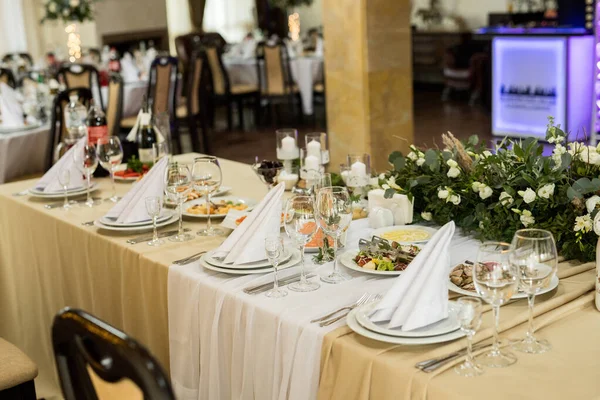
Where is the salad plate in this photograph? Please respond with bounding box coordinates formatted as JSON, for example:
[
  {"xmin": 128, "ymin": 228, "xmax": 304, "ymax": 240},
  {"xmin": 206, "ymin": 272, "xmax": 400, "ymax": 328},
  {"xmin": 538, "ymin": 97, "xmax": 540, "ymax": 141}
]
[
  {"xmin": 370, "ymin": 225, "xmax": 438, "ymax": 244},
  {"xmin": 339, "ymin": 243, "xmax": 422, "ymax": 276}
]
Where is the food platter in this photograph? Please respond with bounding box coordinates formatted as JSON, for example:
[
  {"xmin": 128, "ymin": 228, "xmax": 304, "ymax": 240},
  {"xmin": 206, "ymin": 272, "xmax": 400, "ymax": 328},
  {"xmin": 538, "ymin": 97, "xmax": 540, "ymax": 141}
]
[
  {"xmin": 370, "ymin": 225, "xmax": 438, "ymax": 244},
  {"xmin": 339, "ymin": 245, "xmax": 422, "ymax": 276},
  {"xmin": 182, "ymin": 196, "xmax": 256, "ymax": 218}
]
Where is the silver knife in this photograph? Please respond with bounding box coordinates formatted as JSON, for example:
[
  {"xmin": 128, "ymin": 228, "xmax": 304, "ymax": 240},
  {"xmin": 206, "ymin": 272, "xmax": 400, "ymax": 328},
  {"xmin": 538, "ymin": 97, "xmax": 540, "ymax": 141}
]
[
  {"xmin": 244, "ymin": 274, "xmax": 316, "ymax": 295},
  {"xmin": 127, "ymin": 228, "xmax": 191, "ymax": 244}
]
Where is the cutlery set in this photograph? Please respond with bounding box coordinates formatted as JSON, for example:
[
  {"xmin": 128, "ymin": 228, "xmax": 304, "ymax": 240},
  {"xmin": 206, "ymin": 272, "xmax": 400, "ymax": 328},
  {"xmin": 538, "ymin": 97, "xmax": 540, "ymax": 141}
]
[
  {"xmin": 243, "ymin": 273, "xmax": 317, "ymax": 295},
  {"xmin": 311, "ymin": 293, "xmax": 382, "ymax": 327}
]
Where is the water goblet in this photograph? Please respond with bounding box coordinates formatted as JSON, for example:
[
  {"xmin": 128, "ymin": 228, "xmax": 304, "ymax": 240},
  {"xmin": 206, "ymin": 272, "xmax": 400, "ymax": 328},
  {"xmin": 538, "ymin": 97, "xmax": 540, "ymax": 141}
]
[
  {"xmin": 145, "ymin": 196, "xmax": 164, "ymax": 246},
  {"xmin": 454, "ymin": 297, "xmax": 484, "ymax": 377},
  {"xmin": 164, "ymin": 164, "xmax": 194, "ymax": 242},
  {"xmin": 74, "ymin": 143, "xmax": 101, "ymax": 207},
  {"xmin": 192, "ymin": 156, "xmax": 224, "ymax": 236},
  {"xmin": 96, "ymin": 136, "xmax": 124, "ymax": 202},
  {"xmin": 265, "ymin": 235, "xmax": 287, "ymax": 298},
  {"xmin": 57, "ymin": 167, "xmax": 71, "ymax": 210}
]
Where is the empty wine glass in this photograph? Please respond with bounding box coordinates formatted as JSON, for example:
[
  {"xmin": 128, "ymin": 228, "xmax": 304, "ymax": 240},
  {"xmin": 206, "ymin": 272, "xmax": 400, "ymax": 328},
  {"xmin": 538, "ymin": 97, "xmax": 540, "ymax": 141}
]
[
  {"xmin": 145, "ymin": 196, "xmax": 164, "ymax": 246},
  {"xmin": 318, "ymin": 172, "xmax": 332, "ymax": 189},
  {"xmin": 57, "ymin": 167, "xmax": 71, "ymax": 210},
  {"xmin": 153, "ymin": 141, "xmax": 170, "ymax": 164},
  {"xmin": 191, "ymin": 156, "xmax": 224, "ymax": 236},
  {"xmin": 96, "ymin": 136, "xmax": 124, "ymax": 202},
  {"xmin": 315, "ymin": 186, "xmax": 352, "ymax": 284},
  {"xmin": 74, "ymin": 143, "xmax": 101, "ymax": 207},
  {"xmin": 284, "ymin": 195, "xmax": 320, "ymax": 292},
  {"xmin": 164, "ymin": 164, "xmax": 194, "ymax": 242},
  {"xmin": 454, "ymin": 297, "xmax": 484, "ymax": 377},
  {"xmin": 509, "ymin": 229, "xmax": 558, "ymax": 354},
  {"xmin": 265, "ymin": 235, "xmax": 287, "ymax": 298},
  {"xmin": 473, "ymin": 242, "xmax": 519, "ymax": 368}
]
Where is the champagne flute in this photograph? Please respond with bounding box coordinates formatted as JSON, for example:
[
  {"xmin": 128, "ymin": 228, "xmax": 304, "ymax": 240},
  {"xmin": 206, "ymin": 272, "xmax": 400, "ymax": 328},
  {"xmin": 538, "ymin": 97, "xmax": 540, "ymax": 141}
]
[
  {"xmin": 319, "ymin": 172, "xmax": 332, "ymax": 189},
  {"xmin": 509, "ymin": 229, "xmax": 558, "ymax": 354},
  {"xmin": 164, "ymin": 164, "xmax": 194, "ymax": 242},
  {"xmin": 57, "ymin": 167, "xmax": 71, "ymax": 210},
  {"xmin": 284, "ymin": 195, "xmax": 320, "ymax": 292},
  {"xmin": 454, "ymin": 297, "xmax": 484, "ymax": 377},
  {"xmin": 145, "ymin": 196, "xmax": 164, "ymax": 246},
  {"xmin": 473, "ymin": 242, "xmax": 519, "ymax": 367},
  {"xmin": 74, "ymin": 143, "xmax": 101, "ymax": 207},
  {"xmin": 96, "ymin": 136, "xmax": 124, "ymax": 202},
  {"xmin": 265, "ymin": 234, "xmax": 287, "ymax": 298},
  {"xmin": 315, "ymin": 186, "xmax": 352, "ymax": 284},
  {"xmin": 192, "ymin": 156, "xmax": 224, "ymax": 236}
]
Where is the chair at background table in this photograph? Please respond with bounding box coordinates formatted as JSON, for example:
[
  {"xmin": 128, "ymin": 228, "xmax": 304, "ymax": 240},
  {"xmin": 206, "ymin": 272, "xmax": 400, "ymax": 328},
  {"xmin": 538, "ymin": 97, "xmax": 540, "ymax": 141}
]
[
  {"xmin": 56, "ymin": 63, "xmax": 103, "ymax": 109},
  {"xmin": 205, "ymin": 44, "xmax": 259, "ymax": 132},
  {"xmin": 0, "ymin": 68, "xmax": 16, "ymax": 88},
  {"xmin": 46, "ymin": 88, "xmax": 94, "ymax": 171},
  {"xmin": 313, "ymin": 78, "xmax": 326, "ymax": 128},
  {"xmin": 52, "ymin": 308, "xmax": 175, "ymax": 400},
  {"xmin": 175, "ymin": 31, "xmax": 227, "ymax": 87},
  {"xmin": 2, "ymin": 52, "xmax": 34, "ymax": 68},
  {"xmin": 105, "ymin": 74, "xmax": 124, "ymax": 138},
  {"xmin": 0, "ymin": 338, "xmax": 38, "ymax": 399},
  {"xmin": 256, "ymin": 40, "xmax": 303, "ymax": 126}
]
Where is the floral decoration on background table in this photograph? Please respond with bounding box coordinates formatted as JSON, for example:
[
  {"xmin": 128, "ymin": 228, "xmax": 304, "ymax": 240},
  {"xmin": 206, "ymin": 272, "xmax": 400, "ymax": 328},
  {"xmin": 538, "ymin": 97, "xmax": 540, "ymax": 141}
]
[
  {"xmin": 42, "ymin": 0, "xmax": 98, "ymax": 23},
  {"xmin": 381, "ymin": 117, "xmax": 600, "ymax": 262}
]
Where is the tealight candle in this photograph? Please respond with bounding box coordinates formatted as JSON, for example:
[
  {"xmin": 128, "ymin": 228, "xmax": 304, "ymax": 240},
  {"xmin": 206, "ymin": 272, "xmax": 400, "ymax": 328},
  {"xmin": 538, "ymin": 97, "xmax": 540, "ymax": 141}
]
[{"xmin": 306, "ymin": 139, "xmax": 321, "ymax": 159}]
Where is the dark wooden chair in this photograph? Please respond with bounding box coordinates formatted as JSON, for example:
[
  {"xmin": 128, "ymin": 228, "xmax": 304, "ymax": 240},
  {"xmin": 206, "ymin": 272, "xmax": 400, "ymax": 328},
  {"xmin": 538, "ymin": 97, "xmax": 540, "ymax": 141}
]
[
  {"xmin": 46, "ymin": 88, "xmax": 94, "ymax": 171},
  {"xmin": 0, "ymin": 68, "xmax": 16, "ymax": 88},
  {"xmin": 174, "ymin": 31, "xmax": 227, "ymax": 85},
  {"xmin": 2, "ymin": 52, "xmax": 34, "ymax": 67},
  {"xmin": 56, "ymin": 63, "xmax": 103, "ymax": 109},
  {"xmin": 0, "ymin": 338, "xmax": 37, "ymax": 399},
  {"xmin": 106, "ymin": 74, "xmax": 124, "ymax": 137},
  {"xmin": 52, "ymin": 308, "xmax": 175, "ymax": 400}
]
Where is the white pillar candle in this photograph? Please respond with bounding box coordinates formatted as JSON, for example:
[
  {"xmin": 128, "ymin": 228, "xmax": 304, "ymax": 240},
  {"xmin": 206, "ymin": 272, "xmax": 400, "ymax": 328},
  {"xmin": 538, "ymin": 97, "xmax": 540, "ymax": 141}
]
[
  {"xmin": 304, "ymin": 155, "xmax": 320, "ymax": 171},
  {"xmin": 350, "ymin": 161, "xmax": 367, "ymax": 178},
  {"xmin": 281, "ymin": 135, "xmax": 297, "ymax": 153},
  {"xmin": 306, "ymin": 139, "xmax": 321, "ymax": 159}
]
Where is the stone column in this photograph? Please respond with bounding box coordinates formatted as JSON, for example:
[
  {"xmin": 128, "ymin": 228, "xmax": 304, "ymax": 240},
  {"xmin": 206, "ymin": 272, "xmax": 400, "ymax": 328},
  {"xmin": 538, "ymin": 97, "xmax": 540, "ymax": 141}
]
[{"xmin": 322, "ymin": 0, "xmax": 414, "ymax": 173}]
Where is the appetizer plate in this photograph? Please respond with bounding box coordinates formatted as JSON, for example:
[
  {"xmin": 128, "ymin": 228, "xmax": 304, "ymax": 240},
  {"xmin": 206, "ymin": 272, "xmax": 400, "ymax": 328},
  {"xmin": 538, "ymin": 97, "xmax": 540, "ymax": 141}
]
[
  {"xmin": 182, "ymin": 196, "xmax": 257, "ymax": 219},
  {"xmin": 346, "ymin": 307, "xmax": 465, "ymax": 345},
  {"xmin": 355, "ymin": 301, "xmax": 461, "ymax": 338},
  {"xmin": 199, "ymin": 250, "xmax": 301, "ymax": 275},
  {"xmin": 370, "ymin": 225, "xmax": 438, "ymax": 244},
  {"xmin": 164, "ymin": 186, "xmax": 233, "ymax": 206},
  {"xmin": 93, "ymin": 214, "xmax": 178, "ymax": 232},
  {"xmin": 448, "ymin": 274, "xmax": 559, "ymax": 299},
  {"xmin": 99, "ymin": 211, "xmax": 174, "ymax": 227},
  {"xmin": 114, "ymin": 164, "xmax": 143, "ymax": 182},
  {"xmin": 204, "ymin": 248, "xmax": 293, "ymax": 270},
  {"xmin": 339, "ymin": 248, "xmax": 420, "ymax": 277},
  {"xmin": 29, "ymin": 184, "xmax": 99, "ymax": 199}
]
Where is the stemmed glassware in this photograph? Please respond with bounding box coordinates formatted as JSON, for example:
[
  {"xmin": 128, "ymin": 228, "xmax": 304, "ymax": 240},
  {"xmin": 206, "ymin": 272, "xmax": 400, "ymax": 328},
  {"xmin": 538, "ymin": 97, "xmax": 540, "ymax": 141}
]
[
  {"xmin": 473, "ymin": 242, "xmax": 519, "ymax": 367},
  {"xmin": 57, "ymin": 167, "xmax": 71, "ymax": 210},
  {"xmin": 284, "ymin": 195, "xmax": 320, "ymax": 292},
  {"xmin": 145, "ymin": 196, "xmax": 164, "ymax": 246},
  {"xmin": 74, "ymin": 143, "xmax": 101, "ymax": 207},
  {"xmin": 96, "ymin": 136, "xmax": 124, "ymax": 202},
  {"xmin": 315, "ymin": 186, "xmax": 353, "ymax": 284},
  {"xmin": 454, "ymin": 297, "xmax": 484, "ymax": 377},
  {"xmin": 153, "ymin": 141, "xmax": 170, "ymax": 164},
  {"xmin": 191, "ymin": 156, "xmax": 224, "ymax": 237},
  {"xmin": 265, "ymin": 234, "xmax": 287, "ymax": 298},
  {"xmin": 164, "ymin": 164, "xmax": 194, "ymax": 242},
  {"xmin": 509, "ymin": 229, "xmax": 558, "ymax": 354}
]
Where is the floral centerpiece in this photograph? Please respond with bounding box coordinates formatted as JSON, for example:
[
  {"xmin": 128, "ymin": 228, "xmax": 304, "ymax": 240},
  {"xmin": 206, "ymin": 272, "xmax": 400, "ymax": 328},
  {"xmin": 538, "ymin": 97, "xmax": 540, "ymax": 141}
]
[
  {"xmin": 381, "ymin": 117, "xmax": 600, "ymax": 262},
  {"xmin": 42, "ymin": 0, "xmax": 98, "ymax": 24}
]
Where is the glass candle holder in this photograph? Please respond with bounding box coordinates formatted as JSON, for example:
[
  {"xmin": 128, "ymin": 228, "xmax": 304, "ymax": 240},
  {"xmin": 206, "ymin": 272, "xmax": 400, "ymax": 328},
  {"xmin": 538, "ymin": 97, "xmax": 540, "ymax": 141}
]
[
  {"xmin": 276, "ymin": 128, "xmax": 299, "ymax": 160},
  {"xmin": 305, "ymin": 132, "xmax": 329, "ymax": 164},
  {"xmin": 346, "ymin": 153, "xmax": 371, "ymax": 188},
  {"xmin": 300, "ymin": 147, "xmax": 322, "ymax": 189}
]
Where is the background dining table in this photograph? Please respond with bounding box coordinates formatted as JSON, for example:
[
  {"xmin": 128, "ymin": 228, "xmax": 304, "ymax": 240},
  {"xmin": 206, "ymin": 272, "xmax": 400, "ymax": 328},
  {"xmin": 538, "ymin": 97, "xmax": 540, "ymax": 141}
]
[{"xmin": 0, "ymin": 124, "xmax": 50, "ymax": 183}]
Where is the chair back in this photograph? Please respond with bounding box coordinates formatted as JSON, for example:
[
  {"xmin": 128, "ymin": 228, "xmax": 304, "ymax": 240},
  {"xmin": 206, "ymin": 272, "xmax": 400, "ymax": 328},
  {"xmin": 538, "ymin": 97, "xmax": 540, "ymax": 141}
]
[
  {"xmin": 106, "ymin": 74, "xmax": 123, "ymax": 137},
  {"xmin": 56, "ymin": 64, "xmax": 103, "ymax": 109},
  {"xmin": 147, "ymin": 56, "xmax": 178, "ymax": 117},
  {"xmin": 186, "ymin": 50, "xmax": 210, "ymax": 153},
  {"xmin": 2, "ymin": 52, "xmax": 33, "ymax": 67},
  {"xmin": 52, "ymin": 308, "xmax": 175, "ymax": 400},
  {"xmin": 205, "ymin": 46, "xmax": 229, "ymax": 96},
  {"xmin": 46, "ymin": 88, "xmax": 93, "ymax": 171},
  {"xmin": 0, "ymin": 68, "xmax": 16, "ymax": 88},
  {"xmin": 257, "ymin": 41, "xmax": 294, "ymax": 96}
]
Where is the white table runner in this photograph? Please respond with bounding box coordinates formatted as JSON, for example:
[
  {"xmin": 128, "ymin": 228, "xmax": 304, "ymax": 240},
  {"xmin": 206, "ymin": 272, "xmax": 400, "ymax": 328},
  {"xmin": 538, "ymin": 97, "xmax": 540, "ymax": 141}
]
[{"xmin": 0, "ymin": 124, "xmax": 50, "ymax": 183}]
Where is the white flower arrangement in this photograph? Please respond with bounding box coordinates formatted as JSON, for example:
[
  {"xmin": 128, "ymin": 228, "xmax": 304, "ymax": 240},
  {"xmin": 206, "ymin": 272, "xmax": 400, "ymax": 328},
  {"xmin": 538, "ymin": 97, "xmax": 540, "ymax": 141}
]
[{"xmin": 42, "ymin": 0, "xmax": 97, "ymax": 24}]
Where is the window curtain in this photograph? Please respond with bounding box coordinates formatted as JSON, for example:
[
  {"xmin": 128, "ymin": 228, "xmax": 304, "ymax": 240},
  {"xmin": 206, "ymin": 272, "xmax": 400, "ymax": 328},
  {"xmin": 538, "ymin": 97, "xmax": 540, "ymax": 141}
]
[
  {"xmin": 0, "ymin": 0, "xmax": 28, "ymax": 55},
  {"xmin": 203, "ymin": 0, "xmax": 255, "ymax": 42}
]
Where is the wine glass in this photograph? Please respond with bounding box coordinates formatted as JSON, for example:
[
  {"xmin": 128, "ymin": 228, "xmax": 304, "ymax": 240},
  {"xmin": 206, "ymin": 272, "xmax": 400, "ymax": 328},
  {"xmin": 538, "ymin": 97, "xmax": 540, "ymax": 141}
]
[
  {"xmin": 315, "ymin": 186, "xmax": 352, "ymax": 284},
  {"xmin": 318, "ymin": 172, "xmax": 332, "ymax": 189},
  {"xmin": 152, "ymin": 141, "xmax": 170, "ymax": 164},
  {"xmin": 265, "ymin": 234, "xmax": 287, "ymax": 298},
  {"xmin": 145, "ymin": 196, "xmax": 164, "ymax": 246},
  {"xmin": 74, "ymin": 143, "xmax": 101, "ymax": 207},
  {"xmin": 454, "ymin": 297, "xmax": 484, "ymax": 377},
  {"xmin": 57, "ymin": 167, "xmax": 71, "ymax": 210},
  {"xmin": 509, "ymin": 229, "xmax": 558, "ymax": 354},
  {"xmin": 284, "ymin": 195, "xmax": 320, "ymax": 292},
  {"xmin": 191, "ymin": 156, "xmax": 224, "ymax": 236},
  {"xmin": 164, "ymin": 164, "xmax": 194, "ymax": 242},
  {"xmin": 96, "ymin": 136, "xmax": 124, "ymax": 202},
  {"xmin": 473, "ymin": 242, "xmax": 519, "ymax": 367}
]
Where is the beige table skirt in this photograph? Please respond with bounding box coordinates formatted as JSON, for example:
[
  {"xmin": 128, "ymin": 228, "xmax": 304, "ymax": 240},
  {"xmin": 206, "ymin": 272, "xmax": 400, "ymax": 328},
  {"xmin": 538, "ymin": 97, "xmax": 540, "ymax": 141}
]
[{"xmin": 0, "ymin": 153, "xmax": 266, "ymax": 398}]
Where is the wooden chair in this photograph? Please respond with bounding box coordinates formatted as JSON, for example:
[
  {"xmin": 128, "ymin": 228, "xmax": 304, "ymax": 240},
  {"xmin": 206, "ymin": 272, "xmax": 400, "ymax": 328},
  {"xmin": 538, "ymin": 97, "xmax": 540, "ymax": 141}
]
[
  {"xmin": 176, "ymin": 50, "xmax": 210, "ymax": 154},
  {"xmin": 256, "ymin": 40, "xmax": 302, "ymax": 126},
  {"xmin": 56, "ymin": 64, "xmax": 103, "ymax": 109},
  {"xmin": 2, "ymin": 52, "xmax": 34, "ymax": 67},
  {"xmin": 313, "ymin": 80, "xmax": 326, "ymax": 128},
  {"xmin": 106, "ymin": 74, "xmax": 124, "ymax": 137},
  {"xmin": 205, "ymin": 44, "xmax": 259, "ymax": 131},
  {"xmin": 46, "ymin": 88, "xmax": 94, "ymax": 171},
  {"xmin": 52, "ymin": 308, "xmax": 175, "ymax": 400},
  {"xmin": 0, "ymin": 68, "xmax": 16, "ymax": 88},
  {"xmin": 0, "ymin": 338, "xmax": 38, "ymax": 399}
]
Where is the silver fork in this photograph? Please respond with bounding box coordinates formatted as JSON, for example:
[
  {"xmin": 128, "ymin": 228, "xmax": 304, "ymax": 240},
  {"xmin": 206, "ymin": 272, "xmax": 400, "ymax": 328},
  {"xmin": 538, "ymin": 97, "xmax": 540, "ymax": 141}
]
[
  {"xmin": 311, "ymin": 293, "xmax": 369, "ymax": 324},
  {"xmin": 173, "ymin": 251, "xmax": 208, "ymax": 265},
  {"xmin": 319, "ymin": 294, "xmax": 382, "ymax": 327}
]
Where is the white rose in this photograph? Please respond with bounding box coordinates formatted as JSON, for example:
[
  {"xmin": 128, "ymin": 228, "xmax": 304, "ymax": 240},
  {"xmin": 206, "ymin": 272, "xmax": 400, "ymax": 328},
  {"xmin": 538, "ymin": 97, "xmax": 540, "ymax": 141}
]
[
  {"xmin": 416, "ymin": 157, "xmax": 425, "ymax": 167},
  {"xmin": 574, "ymin": 214, "xmax": 593, "ymax": 233},
  {"xmin": 479, "ymin": 221, "xmax": 485, "ymax": 229},
  {"xmin": 481, "ymin": 150, "xmax": 492, "ymax": 158},
  {"xmin": 438, "ymin": 189, "xmax": 449, "ymax": 199},
  {"xmin": 594, "ymin": 212, "xmax": 600, "ymax": 235},
  {"xmin": 387, "ymin": 176, "xmax": 401, "ymax": 190},
  {"xmin": 62, "ymin": 9, "xmax": 69, "ymax": 16},
  {"xmin": 48, "ymin": 2, "xmax": 57, "ymax": 12},
  {"xmin": 518, "ymin": 188, "xmax": 536, "ymax": 204},
  {"xmin": 499, "ymin": 191, "xmax": 513, "ymax": 206},
  {"xmin": 69, "ymin": 0, "xmax": 80, "ymax": 6},
  {"xmin": 554, "ymin": 143, "xmax": 566, "ymax": 155},
  {"xmin": 407, "ymin": 151, "xmax": 418, "ymax": 161},
  {"xmin": 479, "ymin": 185, "xmax": 493, "ymax": 200},
  {"xmin": 421, "ymin": 212, "xmax": 432, "ymax": 221},
  {"xmin": 471, "ymin": 181, "xmax": 483, "ymax": 192},
  {"xmin": 447, "ymin": 167, "xmax": 461, "ymax": 178},
  {"xmin": 586, "ymin": 195, "xmax": 600, "ymax": 214},
  {"xmin": 448, "ymin": 194, "xmax": 461, "ymax": 205},
  {"xmin": 520, "ymin": 210, "xmax": 535, "ymax": 227},
  {"xmin": 537, "ymin": 183, "xmax": 555, "ymax": 199},
  {"xmin": 378, "ymin": 173, "xmax": 386, "ymax": 180},
  {"xmin": 447, "ymin": 159, "xmax": 458, "ymax": 168}
]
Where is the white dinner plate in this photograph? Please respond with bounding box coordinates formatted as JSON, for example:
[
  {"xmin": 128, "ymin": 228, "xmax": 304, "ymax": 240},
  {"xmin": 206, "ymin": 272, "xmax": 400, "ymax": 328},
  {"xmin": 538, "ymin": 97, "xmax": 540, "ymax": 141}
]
[
  {"xmin": 339, "ymin": 249, "xmax": 403, "ymax": 276},
  {"xmin": 93, "ymin": 214, "xmax": 178, "ymax": 232},
  {"xmin": 164, "ymin": 186, "xmax": 233, "ymax": 206},
  {"xmin": 346, "ymin": 307, "xmax": 465, "ymax": 345},
  {"xmin": 448, "ymin": 274, "xmax": 560, "ymax": 300},
  {"xmin": 355, "ymin": 301, "xmax": 461, "ymax": 338},
  {"xmin": 199, "ymin": 249, "xmax": 301, "ymax": 275},
  {"xmin": 0, "ymin": 122, "xmax": 41, "ymax": 134},
  {"xmin": 99, "ymin": 211, "xmax": 174, "ymax": 227},
  {"xmin": 182, "ymin": 196, "xmax": 257, "ymax": 219},
  {"xmin": 28, "ymin": 184, "xmax": 99, "ymax": 199},
  {"xmin": 370, "ymin": 225, "xmax": 438, "ymax": 244},
  {"xmin": 204, "ymin": 248, "xmax": 293, "ymax": 270}
]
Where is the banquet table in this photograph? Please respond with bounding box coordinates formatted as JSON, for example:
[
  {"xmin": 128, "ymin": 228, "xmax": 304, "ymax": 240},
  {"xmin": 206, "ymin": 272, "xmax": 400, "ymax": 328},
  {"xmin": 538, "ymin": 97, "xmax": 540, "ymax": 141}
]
[
  {"xmin": 99, "ymin": 80, "xmax": 148, "ymax": 118},
  {"xmin": 1, "ymin": 152, "xmax": 600, "ymax": 400},
  {"xmin": 223, "ymin": 55, "xmax": 324, "ymax": 115},
  {"xmin": 0, "ymin": 124, "xmax": 50, "ymax": 183}
]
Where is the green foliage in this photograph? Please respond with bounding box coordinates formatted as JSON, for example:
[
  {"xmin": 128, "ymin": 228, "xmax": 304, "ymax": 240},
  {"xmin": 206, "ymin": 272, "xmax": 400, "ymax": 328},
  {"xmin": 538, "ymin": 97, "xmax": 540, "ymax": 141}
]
[{"xmin": 42, "ymin": 0, "xmax": 99, "ymax": 24}]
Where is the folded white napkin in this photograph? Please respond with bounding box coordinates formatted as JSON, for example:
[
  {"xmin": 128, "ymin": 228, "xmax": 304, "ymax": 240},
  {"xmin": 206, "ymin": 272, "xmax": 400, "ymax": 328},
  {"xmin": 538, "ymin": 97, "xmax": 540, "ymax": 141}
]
[
  {"xmin": 213, "ymin": 182, "xmax": 284, "ymax": 265},
  {"xmin": 35, "ymin": 136, "xmax": 87, "ymax": 192},
  {"xmin": 369, "ymin": 221, "xmax": 455, "ymax": 331},
  {"xmin": 241, "ymin": 39, "xmax": 257, "ymax": 59},
  {"xmin": 0, "ymin": 82, "xmax": 24, "ymax": 127},
  {"xmin": 104, "ymin": 157, "xmax": 168, "ymax": 224},
  {"xmin": 125, "ymin": 110, "xmax": 165, "ymax": 143},
  {"xmin": 121, "ymin": 53, "xmax": 140, "ymax": 83}
]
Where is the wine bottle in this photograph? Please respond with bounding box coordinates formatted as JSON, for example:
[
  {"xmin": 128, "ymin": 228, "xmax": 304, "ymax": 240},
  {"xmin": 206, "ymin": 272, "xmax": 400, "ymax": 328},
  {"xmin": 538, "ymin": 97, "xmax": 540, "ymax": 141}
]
[
  {"xmin": 137, "ymin": 101, "xmax": 157, "ymax": 165},
  {"xmin": 87, "ymin": 100, "xmax": 109, "ymax": 177}
]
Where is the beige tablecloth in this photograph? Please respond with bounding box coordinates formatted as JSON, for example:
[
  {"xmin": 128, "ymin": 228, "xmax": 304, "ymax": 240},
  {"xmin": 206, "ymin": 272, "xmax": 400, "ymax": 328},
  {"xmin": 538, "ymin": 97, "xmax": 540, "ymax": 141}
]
[
  {"xmin": 0, "ymin": 153, "xmax": 267, "ymax": 398},
  {"xmin": 0, "ymin": 124, "xmax": 50, "ymax": 183}
]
